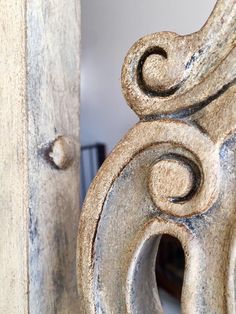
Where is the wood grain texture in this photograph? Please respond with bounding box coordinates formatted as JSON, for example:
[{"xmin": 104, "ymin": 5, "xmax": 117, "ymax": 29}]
[
  {"xmin": 0, "ymin": 1, "xmax": 28, "ymax": 313},
  {"xmin": 0, "ymin": 1, "xmax": 80, "ymax": 313},
  {"xmin": 27, "ymin": 1, "xmax": 80, "ymax": 313}
]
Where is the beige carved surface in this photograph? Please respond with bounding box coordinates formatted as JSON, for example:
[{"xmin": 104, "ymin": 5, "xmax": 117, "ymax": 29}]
[
  {"xmin": 77, "ymin": 0, "xmax": 236, "ymax": 313},
  {"xmin": 0, "ymin": 1, "xmax": 80, "ymax": 313}
]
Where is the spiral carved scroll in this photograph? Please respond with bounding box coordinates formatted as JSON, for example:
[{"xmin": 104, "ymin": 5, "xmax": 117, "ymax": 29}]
[{"xmin": 77, "ymin": 1, "xmax": 236, "ymax": 313}]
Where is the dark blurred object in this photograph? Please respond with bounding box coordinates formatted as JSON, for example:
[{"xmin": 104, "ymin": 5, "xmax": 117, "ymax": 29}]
[
  {"xmin": 156, "ymin": 235, "xmax": 185, "ymax": 300},
  {"xmin": 80, "ymin": 143, "xmax": 106, "ymax": 202}
]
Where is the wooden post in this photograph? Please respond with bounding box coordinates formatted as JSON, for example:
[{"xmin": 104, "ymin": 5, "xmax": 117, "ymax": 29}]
[{"xmin": 0, "ymin": 1, "xmax": 80, "ymax": 313}]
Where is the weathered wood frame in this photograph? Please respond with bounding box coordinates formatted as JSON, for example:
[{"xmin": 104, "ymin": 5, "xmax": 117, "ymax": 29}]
[
  {"xmin": 0, "ymin": 1, "xmax": 80, "ymax": 312},
  {"xmin": 77, "ymin": 0, "xmax": 236, "ymax": 313}
]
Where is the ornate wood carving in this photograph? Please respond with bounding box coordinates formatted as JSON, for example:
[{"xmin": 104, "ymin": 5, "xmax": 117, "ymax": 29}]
[{"xmin": 77, "ymin": 0, "xmax": 235, "ymax": 312}]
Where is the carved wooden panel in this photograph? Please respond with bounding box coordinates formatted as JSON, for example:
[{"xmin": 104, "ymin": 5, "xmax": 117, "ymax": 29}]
[{"xmin": 77, "ymin": 0, "xmax": 235, "ymax": 313}]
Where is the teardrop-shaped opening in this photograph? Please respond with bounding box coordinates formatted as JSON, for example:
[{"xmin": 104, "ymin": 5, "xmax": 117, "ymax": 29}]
[
  {"xmin": 127, "ymin": 234, "xmax": 185, "ymax": 314},
  {"xmin": 156, "ymin": 235, "xmax": 184, "ymax": 313}
]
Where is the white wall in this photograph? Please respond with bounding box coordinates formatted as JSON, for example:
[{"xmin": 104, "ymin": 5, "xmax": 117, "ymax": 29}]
[{"xmin": 81, "ymin": 0, "xmax": 216, "ymax": 153}]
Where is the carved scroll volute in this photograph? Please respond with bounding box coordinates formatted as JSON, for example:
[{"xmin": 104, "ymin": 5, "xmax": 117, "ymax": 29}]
[{"xmin": 77, "ymin": 1, "xmax": 236, "ymax": 313}]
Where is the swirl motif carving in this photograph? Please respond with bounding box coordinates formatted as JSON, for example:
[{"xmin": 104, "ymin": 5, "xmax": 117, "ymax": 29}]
[
  {"xmin": 148, "ymin": 154, "xmax": 202, "ymax": 216},
  {"xmin": 77, "ymin": 1, "xmax": 236, "ymax": 313},
  {"xmin": 122, "ymin": 0, "xmax": 235, "ymax": 118}
]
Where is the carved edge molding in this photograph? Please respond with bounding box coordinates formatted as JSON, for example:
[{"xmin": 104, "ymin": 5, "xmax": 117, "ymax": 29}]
[{"xmin": 77, "ymin": 0, "xmax": 236, "ymax": 313}]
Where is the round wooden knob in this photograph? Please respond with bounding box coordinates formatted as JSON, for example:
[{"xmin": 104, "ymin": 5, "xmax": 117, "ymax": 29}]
[{"xmin": 49, "ymin": 136, "xmax": 75, "ymax": 170}]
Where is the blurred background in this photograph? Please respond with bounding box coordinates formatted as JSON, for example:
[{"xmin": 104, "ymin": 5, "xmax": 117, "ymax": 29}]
[{"xmin": 80, "ymin": 1, "xmax": 216, "ymax": 312}]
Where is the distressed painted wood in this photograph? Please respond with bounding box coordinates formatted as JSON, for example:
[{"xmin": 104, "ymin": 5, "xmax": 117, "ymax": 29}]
[
  {"xmin": 77, "ymin": 0, "xmax": 236, "ymax": 313},
  {"xmin": 0, "ymin": 1, "xmax": 80, "ymax": 313},
  {"xmin": 0, "ymin": 2, "xmax": 28, "ymax": 312}
]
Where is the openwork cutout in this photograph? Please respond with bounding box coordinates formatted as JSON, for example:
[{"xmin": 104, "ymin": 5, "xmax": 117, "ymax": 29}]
[
  {"xmin": 77, "ymin": 0, "xmax": 236, "ymax": 313},
  {"xmin": 127, "ymin": 233, "xmax": 184, "ymax": 313},
  {"xmin": 155, "ymin": 235, "xmax": 184, "ymax": 305}
]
